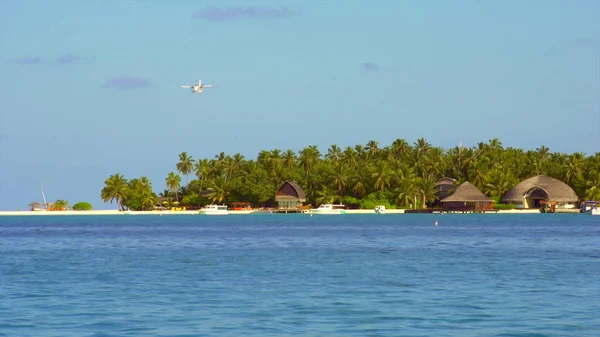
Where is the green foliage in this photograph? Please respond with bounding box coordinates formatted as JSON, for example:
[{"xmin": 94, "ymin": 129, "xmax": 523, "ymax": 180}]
[
  {"xmin": 101, "ymin": 140, "xmax": 599, "ymax": 210},
  {"xmin": 72, "ymin": 202, "xmax": 92, "ymax": 211},
  {"xmin": 101, "ymin": 175, "xmax": 158, "ymax": 211},
  {"xmin": 359, "ymin": 192, "xmax": 395, "ymax": 209},
  {"xmin": 181, "ymin": 193, "xmax": 205, "ymax": 206},
  {"xmin": 341, "ymin": 196, "xmax": 361, "ymax": 209},
  {"xmin": 493, "ymin": 203, "xmax": 516, "ymax": 210},
  {"xmin": 54, "ymin": 199, "xmax": 69, "ymax": 210}
]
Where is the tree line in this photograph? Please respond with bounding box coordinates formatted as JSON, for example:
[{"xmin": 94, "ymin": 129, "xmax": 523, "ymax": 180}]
[{"xmin": 100, "ymin": 138, "xmax": 600, "ymax": 211}]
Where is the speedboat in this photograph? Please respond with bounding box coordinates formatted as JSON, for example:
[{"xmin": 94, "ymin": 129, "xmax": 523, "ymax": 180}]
[
  {"xmin": 199, "ymin": 204, "xmax": 229, "ymax": 215},
  {"xmin": 591, "ymin": 207, "xmax": 600, "ymax": 216},
  {"xmin": 310, "ymin": 204, "xmax": 347, "ymax": 215}
]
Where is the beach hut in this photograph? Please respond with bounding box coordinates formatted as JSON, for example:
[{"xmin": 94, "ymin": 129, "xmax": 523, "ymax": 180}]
[
  {"xmin": 440, "ymin": 181, "xmax": 494, "ymax": 211},
  {"xmin": 28, "ymin": 202, "xmax": 42, "ymax": 211},
  {"xmin": 432, "ymin": 177, "xmax": 458, "ymax": 207},
  {"xmin": 501, "ymin": 175, "xmax": 579, "ymax": 209},
  {"xmin": 275, "ymin": 180, "xmax": 306, "ymax": 210}
]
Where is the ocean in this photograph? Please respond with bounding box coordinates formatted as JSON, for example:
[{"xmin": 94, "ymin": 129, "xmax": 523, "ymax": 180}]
[{"xmin": 1, "ymin": 214, "xmax": 598, "ymax": 336}]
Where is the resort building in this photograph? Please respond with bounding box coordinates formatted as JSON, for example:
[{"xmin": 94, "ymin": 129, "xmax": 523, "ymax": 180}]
[
  {"xmin": 501, "ymin": 175, "xmax": 579, "ymax": 209},
  {"xmin": 440, "ymin": 181, "xmax": 494, "ymax": 211},
  {"xmin": 433, "ymin": 177, "xmax": 458, "ymax": 208},
  {"xmin": 275, "ymin": 180, "xmax": 306, "ymax": 210}
]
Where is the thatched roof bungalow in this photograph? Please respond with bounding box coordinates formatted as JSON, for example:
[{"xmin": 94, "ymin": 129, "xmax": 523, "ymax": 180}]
[
  {"xmin": 433, "ymin": 177, "xmax": 458, "ymax": 207},
  {"xmin": 501, "ymin": 175, "xmax": 579, "ymax": 209},
  {"xmin": 275, "ymin": 180, "xmax": 306, "ymax": 209},
  {"xmin": 441, "ymin": 181, "xmax": 494, "ymax": 210},
  {"xmin": 28, "ymin": 202, "xmax": 42, "ymax": 211}
]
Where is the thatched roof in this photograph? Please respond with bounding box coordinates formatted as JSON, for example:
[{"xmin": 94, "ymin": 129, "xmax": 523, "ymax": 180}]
[
  {"xmin": 28, "ymin": 202, "xmax": 41, "ymax": 207},
  {"xmin": 275, "ymin": 180, "xmax": 306, "ymax": 202},
  {"xmin": 435, "ymin": 177, "xmax": 458, "ymax": 199},
  {"xmin": 501, "ymin": 175, "xmax": 578, "ymax": 203},
  {"xmin": 437, "ymin": 177, "xmax": 457, "ymax": 185},
  {"xmin": 441, "ymin": 182, "xmax": 493, "ymax": 203}
]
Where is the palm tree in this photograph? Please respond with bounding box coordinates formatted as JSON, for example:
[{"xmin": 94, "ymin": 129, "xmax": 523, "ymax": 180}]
[
  {"xmin": 315, "ymin": 185, "xmax": 340, "ymax": 205},
  {"xmin": 331, "ymin": 163, "xmax": 349, "ymax": 196},
  {"xmin": 342, "ymin": 146, "xmax": 358, "ymax": 168},
  {"xmin": 390, "ymin": 138, "xmax": 410, "ymax": 159},
  {"xmin": 351, "ymin": 167, "xmax": 369, "ymax": 197},
  {"xmin": 101, "ymin": 173, "xmax": 129, "ymax": 211},
  {"xmin": 326, "ymin": 144, "xmax": 342, "ymax": 165},
  {"xmin": 54, "ymin": 199, "xmax": 69, "ymax": 210},
  {"xmin": 393, "ymin": 167, "xmax": 418, "ymax": 207},
  {"xmin": 584, "ymin": 171, "xmax": 600, "ymax": 200},
  {"xmin": 194, "ymin": 158, "xmax": 210, "ymax": 180},
  {"xmin": 372, "ymin": 161, "xmax": 394, "ymax": 192},
  {"xmin": 414, "ymin": 138, "xmax": 431, "ymax": 157},
  {"xmin": 365, "ymin": 140, "xmax": 379, "ymax": 159},
  {"xmin": 416, "ymin": 177, "xmax": 437, "ymax": 209},
  {"xmin": 166, "ymin": 172, "xmax": 181, "ymax": 201},
  {"xmin": 564, "ymin": 154, "xmax": 584, "ymax": 185},
  {"xmin": 283, "ymin": 149, "xmax": 296, "ymax": 169},
  {"xmin": 205, "ymin": 175, "xmax": 230, "ymax": 204},
  {"xmin": 232, "ymin": 153, "xmax": 246, "ymax": 169},
  {"xmin": 298, "ymin": 146, "xmax": 320, "ymax": 179},
  {"xmin": 176, "ymin": 152, "xmax": 195, "ymax": 185}
]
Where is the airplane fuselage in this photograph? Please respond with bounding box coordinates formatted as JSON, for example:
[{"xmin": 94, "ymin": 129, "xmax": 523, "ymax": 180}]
[{"xmin": 181, "ymin": 80, "xmax": 212, "ymax": 94}]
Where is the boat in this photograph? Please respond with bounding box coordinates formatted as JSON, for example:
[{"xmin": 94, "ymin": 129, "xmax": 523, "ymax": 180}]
[
  {"xmin": 374, "ymin": 205, "xmax": 386, "ymax": 214},
  {"xmin": 580, "ymin": 201, "xmax": 600, "ymax": 215},
  {"xmin": 310, "ymin": 204, "xmax": 347, "ymax": 215},
  {"xmin": 199, "ymin": 204, "xmax": 229, "ymax": 215}
]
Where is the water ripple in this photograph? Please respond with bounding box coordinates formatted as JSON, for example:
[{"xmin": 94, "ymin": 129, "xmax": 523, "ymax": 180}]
[{"xmin": 0, "ymin": 214, "xmax": 599, "ymax": 336}]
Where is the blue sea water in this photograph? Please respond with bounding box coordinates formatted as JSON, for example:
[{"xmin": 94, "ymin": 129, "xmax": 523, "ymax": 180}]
[{"xmin": 1, "ymin": 214, "xmax": 599, "ymax": 337}]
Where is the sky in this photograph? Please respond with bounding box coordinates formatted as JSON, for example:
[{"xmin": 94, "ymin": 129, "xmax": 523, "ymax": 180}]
[{"xmin": 0, "ymin": 0, "xmax": 599, "ymax": 210}]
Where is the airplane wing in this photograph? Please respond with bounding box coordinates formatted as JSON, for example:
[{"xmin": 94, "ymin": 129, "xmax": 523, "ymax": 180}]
[
  {"xmin": 181, "ymin": 86, "xmax": 192, "ymax": 88},
  {"xmin": 203, "ymin": 85, "xmax": 213, "ymax": 88}
]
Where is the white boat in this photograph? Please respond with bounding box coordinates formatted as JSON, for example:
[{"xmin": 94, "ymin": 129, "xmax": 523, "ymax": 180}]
[
  {"xmin": 310, "ymin": 204, "xmax": 347, "ymax": 215},
  {"xmin": 374, "ymin": 205, "xmax": 386, "ymax": 214},
  {"xmin": 199, "ymin": 204, "xmax": 229, "ymax": 215},
  {"xmin": 581, "ymin": 201, "xmax": 600, "ymax": 215}
]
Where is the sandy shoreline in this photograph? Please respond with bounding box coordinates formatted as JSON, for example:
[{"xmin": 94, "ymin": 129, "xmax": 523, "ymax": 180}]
[{"xmin": 0, "ymin": 209, "xmax": 559, "ymax": 216}]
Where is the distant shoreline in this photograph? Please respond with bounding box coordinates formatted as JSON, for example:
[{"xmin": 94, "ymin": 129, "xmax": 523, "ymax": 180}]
[{"xmin": 0, "ymin": 209, "xmax": 567, "ymax": 216}]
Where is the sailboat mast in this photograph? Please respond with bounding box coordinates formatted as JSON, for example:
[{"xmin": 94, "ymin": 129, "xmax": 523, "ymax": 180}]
[{"xmin": 41, "ymin": 183, "xmax": 48, "ymax": 208}]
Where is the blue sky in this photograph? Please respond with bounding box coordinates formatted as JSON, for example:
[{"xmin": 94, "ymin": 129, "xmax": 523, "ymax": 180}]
[{"xmin": 1, "ymin": 0, "xmax": 599, "ymax": 210}]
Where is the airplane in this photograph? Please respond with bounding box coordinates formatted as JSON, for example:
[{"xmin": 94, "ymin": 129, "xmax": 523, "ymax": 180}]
[{"xmin": 181, "ymin": 80, "xmax": 213, "ymax": 93}]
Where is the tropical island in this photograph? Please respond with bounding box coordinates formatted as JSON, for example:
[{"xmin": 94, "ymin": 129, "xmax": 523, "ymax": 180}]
[{"xmin": 100, "ymin": 138, "xmax": 600, "ymax": 212}]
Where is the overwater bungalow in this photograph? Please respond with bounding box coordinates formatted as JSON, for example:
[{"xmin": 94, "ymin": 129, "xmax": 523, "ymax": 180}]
[
  {"xmin": 275, "ymin": 180, "xmax": 306, "ymax": 211},
  {"xmin": 501, "ymin": 175, "xmax": 579, "ymax": 210},
  {"xmin": 440, "ymin": 181, "xmax": 494, "ymax": 211}
]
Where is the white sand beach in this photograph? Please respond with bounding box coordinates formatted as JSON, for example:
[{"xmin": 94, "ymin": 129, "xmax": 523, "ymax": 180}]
[{"xmin": 0, "ymin": 208, "xmax": 568, "ymax": 216}]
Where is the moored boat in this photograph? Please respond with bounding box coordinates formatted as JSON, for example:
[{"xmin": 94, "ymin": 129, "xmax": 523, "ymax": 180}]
[
  {"xmin": 199, "ymin": 204, "xmax": 229, "ymax": 215},
  {"xmin": 580, "ymin": 201, "xmax": 600, "ymax": 215},
  {"xmin": 310, "ymin": 204, "xmax": 347, "ymax": 215}
]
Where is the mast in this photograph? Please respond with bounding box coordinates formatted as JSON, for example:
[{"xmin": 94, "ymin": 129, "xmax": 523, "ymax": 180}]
[{"xmin": 41, "ymin": 183, "xmax": 48, "ymax": 208}]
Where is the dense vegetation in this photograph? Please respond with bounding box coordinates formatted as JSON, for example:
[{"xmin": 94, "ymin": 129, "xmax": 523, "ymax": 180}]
[
  {"xmin": 101, "ymin": 138, "xmax": 600, "ymax": 211},
  {"xmin": 72, "ymin": 202, "xmax": 93, "ymax": 211}
]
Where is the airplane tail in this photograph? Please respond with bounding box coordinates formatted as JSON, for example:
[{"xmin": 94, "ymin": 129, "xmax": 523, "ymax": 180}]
[{"xmin": 199, "ymin": 80, "xmax": 202, "ymax": 87}]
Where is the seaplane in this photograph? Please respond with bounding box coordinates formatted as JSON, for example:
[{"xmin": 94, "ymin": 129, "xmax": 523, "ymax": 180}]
[{"xmin": 181, "ymin": 80, "xmax": 213, "ymax": 94}]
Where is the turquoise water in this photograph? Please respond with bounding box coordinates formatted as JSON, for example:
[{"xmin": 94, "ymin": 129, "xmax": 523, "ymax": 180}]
[{"xmin": 1, "ymin": 214, "xmax": 599, "ymax": 336}]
